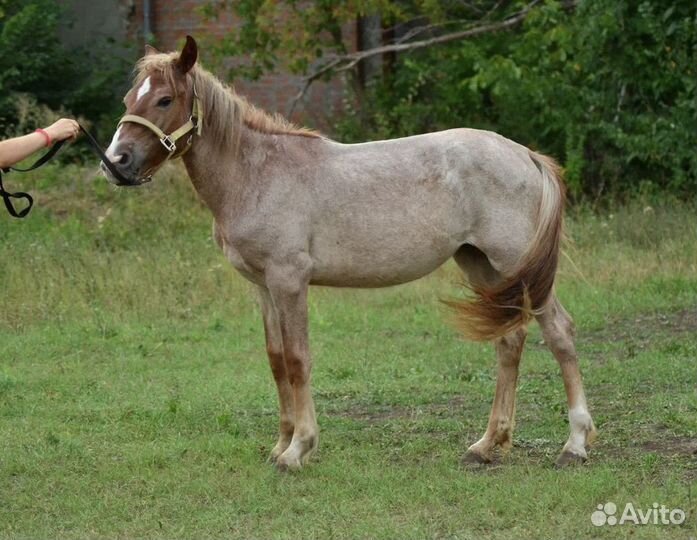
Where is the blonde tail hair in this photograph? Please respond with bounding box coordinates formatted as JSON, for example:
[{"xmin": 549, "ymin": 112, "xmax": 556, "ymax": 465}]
[{"xmin": 447, "ymin": 151, "xmax": 566, "ymax": 341}]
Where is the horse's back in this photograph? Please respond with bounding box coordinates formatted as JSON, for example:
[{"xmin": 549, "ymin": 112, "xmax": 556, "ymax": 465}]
[{"xmin": 299, "ymin": 128, "xmax": 544, "ymax": 286}]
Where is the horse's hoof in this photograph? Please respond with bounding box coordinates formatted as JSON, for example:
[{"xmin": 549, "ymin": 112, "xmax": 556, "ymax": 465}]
[
  {"xmin": 268, "ymin": 438, "xmax": 293, "ymax": 465},
  {"xmin": 555, "ymin": 451, "xmax": 587, "ymax": 468},
  {"xmin": 462, "ymin": 450, "xmax": 492, "ymax": 467},
  {"xmin": 275, "ymin": 455, "xmax": 302, "ymax": 472}
]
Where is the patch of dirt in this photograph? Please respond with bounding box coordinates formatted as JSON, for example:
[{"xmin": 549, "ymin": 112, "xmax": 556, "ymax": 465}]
[
  {"xmin": 594, "ymin": 424, "xmax": 697, "ymax": 468},
  {"xmin": 637, "ymin": 424, "xmax": 697, "ymax": 458},
  {"xmin": 535, "ymin": 306, "xmax": 697, "ymax": 363},
  {"xmin": 641, "ymin": 436, "xmax": 697, "ymax": 457},
  {"xmin": 337, "ymin": 404, "xmax": 412, "ymax": 423},
  {"xmin": 580, "ymin": 307, "xmax": 697, "ymax": 346},
  {"xmin": 333, "ymin": 395, "xmax": 468, "ymax": 424}
]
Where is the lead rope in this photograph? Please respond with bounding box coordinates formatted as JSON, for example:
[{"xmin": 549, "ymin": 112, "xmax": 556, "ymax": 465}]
[
  {"xmin": 1, "ymin": 124, "xmax": 132, "ymax": 219},
  {"xmin": 3, "ymin": 88, "xmax": 202, "ymax": 219},
  {"xmin": 0, "ymin": 140, "xmax": 65, "ymax": 218}
]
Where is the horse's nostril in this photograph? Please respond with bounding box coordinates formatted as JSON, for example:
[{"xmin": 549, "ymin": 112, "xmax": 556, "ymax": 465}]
[{"xmin": 118, "ymin": 152, "xmax": 132, "ymax": 166}]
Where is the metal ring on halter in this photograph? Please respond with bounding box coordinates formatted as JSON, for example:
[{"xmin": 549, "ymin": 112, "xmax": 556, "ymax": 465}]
[{"xmin": 160, "ymin": 135, "xmax": 176, "ymax": 153}]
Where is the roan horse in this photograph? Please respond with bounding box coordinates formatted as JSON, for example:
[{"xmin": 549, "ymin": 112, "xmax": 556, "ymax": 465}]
[{"xmin": 102, "ymin": 36, "xmax": 596, "ymax": 470}]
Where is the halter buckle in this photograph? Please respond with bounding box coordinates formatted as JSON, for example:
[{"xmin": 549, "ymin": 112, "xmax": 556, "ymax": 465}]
[{"xmin": 160, "ymin": 135, "xmax": 176, "ymax": 153}]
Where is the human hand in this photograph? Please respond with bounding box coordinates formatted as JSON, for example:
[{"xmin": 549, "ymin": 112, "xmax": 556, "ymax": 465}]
[{"xmin": 44, "ymin": 118, "xmax": 80, "ymax": 143}]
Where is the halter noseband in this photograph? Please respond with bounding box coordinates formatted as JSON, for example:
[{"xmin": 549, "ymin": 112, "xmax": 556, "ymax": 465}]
[{"xmin": 117, "ymin": 85, "xmax": 203, "ymax": 171}]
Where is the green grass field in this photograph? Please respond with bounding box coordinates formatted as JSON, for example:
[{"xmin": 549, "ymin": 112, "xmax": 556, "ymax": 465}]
[{"xmin": 1, "ymin": 163, "xmax": 696, "ymax": 539}]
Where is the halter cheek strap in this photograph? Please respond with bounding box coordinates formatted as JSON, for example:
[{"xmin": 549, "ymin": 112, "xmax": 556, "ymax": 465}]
[{"xmin": 118, "ymin": 86, "xmax": 203, "ymax": 158}]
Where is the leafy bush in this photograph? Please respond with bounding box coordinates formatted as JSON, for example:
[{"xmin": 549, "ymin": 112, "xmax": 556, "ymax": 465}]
[
  {"xmin": 0, "ymin": 0, "xmax": 128, "ymax": 154},
  {"xmin": 205, "ymin": 0, "xmax": 695, "ymax": 200},
  {"xmin": 336, "ymin": 1, "xmax": 697, "ymax": 200}
]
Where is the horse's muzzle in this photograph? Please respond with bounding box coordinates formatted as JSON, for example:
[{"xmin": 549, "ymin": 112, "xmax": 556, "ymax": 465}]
[{"xmin": 100, "ymin": 161, "xmax": 151, "ymax": 187}]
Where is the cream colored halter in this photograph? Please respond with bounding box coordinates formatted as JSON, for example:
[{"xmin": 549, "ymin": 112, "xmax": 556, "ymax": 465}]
[{"xmin": 118, "ymin": 85, "xmax": 203, "ymax": 158}]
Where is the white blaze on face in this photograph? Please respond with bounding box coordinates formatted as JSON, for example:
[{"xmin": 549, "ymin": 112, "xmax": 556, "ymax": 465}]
[
  {"xmin": 105, "ymin": 76, "xmax": 149, "ymax": 162},
  {"xmin": 136, "ymin": 76, "xmax": 151, "ymax": 102},
  {"xmin": 105, "ymin": 126, "xmax": 123, "ymax": 162}
]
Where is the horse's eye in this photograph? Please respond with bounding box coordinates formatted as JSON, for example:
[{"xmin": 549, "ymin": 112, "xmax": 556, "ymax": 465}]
[{"xmin": 157, "ymin": 97, "xmax": 173, "ymax": 108}]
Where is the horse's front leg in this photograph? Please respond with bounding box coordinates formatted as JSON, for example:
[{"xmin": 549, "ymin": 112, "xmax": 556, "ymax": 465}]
[
  {"xmin": 258, "ymin": 286, "xmax": 295, "ymax": 463},
  {"xmin": 265, "ymin": 259, "xmax": 318, "ymax": 471}
]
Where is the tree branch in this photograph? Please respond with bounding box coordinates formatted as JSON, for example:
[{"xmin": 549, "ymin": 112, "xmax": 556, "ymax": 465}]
[
  {"xmin": 393, "ymin": 18, "xmax": 486, "ymax": 45},
  {"xmin": 288, "ymin": 0, "xmax": 578, "ymax": 117}
]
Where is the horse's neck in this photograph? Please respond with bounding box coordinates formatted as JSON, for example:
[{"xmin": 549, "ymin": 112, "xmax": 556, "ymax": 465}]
[
  {"xmin": 183, "ymin": 122, "xmax": 319, "ymax": 221},
  {"xmin": 181, "ymin": 124, "xmax": 256, "ymax": 217}
]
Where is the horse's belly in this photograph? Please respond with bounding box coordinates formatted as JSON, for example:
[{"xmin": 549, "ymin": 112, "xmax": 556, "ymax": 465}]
[
  {"xmin": 309, "ymin": 261, "xmax": 448, "ymax": 287},
  {"xmin": 308, "ymin": 231, "xmax": 460, "ymax": 288}
]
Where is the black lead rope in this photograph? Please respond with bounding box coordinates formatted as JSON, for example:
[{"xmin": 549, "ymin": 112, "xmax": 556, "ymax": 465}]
[
  {"xmin": 0, "ymin": 140, "xmax": 65, "ymax": 218},
  {"xmin": 0, "ymin": 124, "xmax": 131, "ymax": 219},
  {"xmin": 78, "ymin": 124, "xmax": 133, "ymax": 186}
]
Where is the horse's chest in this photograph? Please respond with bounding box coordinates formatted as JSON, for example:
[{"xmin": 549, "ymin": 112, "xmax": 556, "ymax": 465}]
[{"xmin": 218, "ymin": 231, "xmax": 266, "ymax": 286}]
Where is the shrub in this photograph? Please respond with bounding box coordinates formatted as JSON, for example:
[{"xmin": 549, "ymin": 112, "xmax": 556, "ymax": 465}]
[
  {"xmin": 0, "ymin": 0, "xmax": 128, "ymax": 154},
  {"xmin": 335, "ymin": 1, "xmax": 697, "ymax": 200}
]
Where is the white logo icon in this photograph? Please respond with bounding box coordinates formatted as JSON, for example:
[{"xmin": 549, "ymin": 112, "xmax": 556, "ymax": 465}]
[
  {"xmin": 591, "ymin": 502, "xmax": 617, "ymax": 526},
  {"xmin": 591, "ymin": 501, "xmax": 686, "ymax": 527}
]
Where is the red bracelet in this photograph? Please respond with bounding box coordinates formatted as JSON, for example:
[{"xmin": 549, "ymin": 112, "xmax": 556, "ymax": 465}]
[{"xmin": 35, "ymin": 128, "xmax": 52, "ymax": 147}]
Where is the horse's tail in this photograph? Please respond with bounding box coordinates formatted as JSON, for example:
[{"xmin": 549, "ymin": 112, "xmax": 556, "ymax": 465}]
[{"xmin": 448, "ymin": 151, "xmax": 566, "ymax": 341}]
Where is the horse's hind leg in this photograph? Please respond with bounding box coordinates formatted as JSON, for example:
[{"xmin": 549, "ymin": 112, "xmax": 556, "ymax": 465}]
[
  {"xmin": 258, "ymin": 287, "xmax": 295, "ymax": 463},
  {"xmin": 455, "ymin": 245, "xmax": 526, "ymax": 464},
  {"xmin": 463, "ymin": 327, "xmax": 527, "ymax": 464},
  {"xmin": 535, "ymin": 295, "xmax": 597, "ymax": 466}
]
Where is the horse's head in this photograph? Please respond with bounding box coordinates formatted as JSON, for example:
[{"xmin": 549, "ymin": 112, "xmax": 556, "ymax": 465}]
[{"xmin": 102, "ymin": 36, "xmax": 200, "ymax": 186}]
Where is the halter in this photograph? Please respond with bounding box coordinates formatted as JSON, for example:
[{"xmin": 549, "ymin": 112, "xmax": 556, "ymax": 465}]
[
  {"xmin": 1, "ymin": 121, "xmax": 158, "ymax": 218},
  {"xmin": 1, "ymin": 86, "xmax": 205, "ymax": 218},
  {"xmin": 117, "ymin": 85, "xmax": 203, "ymax": 165}
]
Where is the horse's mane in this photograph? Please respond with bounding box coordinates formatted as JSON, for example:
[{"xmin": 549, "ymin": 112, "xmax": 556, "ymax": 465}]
[{"xmin": 132, "ymin": 52, "xmax": 321, "ymax": 147}]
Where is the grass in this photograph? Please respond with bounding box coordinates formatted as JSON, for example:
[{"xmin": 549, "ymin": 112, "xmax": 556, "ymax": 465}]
[{"xmin": 0, "ymin": 162, "xmax": 696, "ymax": 539}]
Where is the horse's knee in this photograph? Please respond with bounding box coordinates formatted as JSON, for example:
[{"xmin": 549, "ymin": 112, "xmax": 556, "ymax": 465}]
[
  {"xmin": 267, "ymin": 348, "xmax": 287, "ymax": 382},
  {"xmin": 284, "ymin": 351, "xmax": 311, "ymax": 386},
  {"xmin": 543, "ymin": 324, "xmax": 577, "ymax": 361},
  {"xmin": 538, "ymin": 299, "xmax": 577, "ymax": 361},
  {"xmin": 556, "ymin": 304, "xmax": 576, "ymax": 338}
]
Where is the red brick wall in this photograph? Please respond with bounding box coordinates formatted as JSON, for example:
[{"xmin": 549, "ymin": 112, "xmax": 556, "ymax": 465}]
[{"xmin": 127, "ymin": 0, "xmax": 353, "ymax": 132}]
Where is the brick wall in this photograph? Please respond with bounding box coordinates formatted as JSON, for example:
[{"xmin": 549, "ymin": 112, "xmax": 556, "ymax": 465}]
[{"xmin": 127, "ymin": 0, "xmax": 353, "ymax": 131}]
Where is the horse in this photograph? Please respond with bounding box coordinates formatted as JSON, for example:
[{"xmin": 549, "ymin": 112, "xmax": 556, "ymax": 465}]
[{"xmin": 101, "ymin": 36, "xmax": 596, "ymax": 471}]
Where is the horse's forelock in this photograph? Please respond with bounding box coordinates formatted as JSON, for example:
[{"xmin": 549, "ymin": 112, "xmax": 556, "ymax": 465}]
[{"xmin": 133, "ymin": 52, "xmax": 180, "ymax": 96}]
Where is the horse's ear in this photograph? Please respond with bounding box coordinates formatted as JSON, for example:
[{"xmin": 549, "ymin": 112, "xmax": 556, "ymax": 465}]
[
  {"xmin": 177, "ymin": 35, "xmax": 198, "ymax": 75},
  {"xmin": 145, "ymin": 44, "xmax": 160, "ymax": 56}
]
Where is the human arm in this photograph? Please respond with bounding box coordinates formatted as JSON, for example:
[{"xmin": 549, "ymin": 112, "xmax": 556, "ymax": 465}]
[{"xmin": 0, "ymin": 118, "xmax": 80, "ymax": 169}]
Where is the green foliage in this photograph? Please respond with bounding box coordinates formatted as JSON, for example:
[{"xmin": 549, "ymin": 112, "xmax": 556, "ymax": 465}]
[
  {"xmin": 206, "ymin": 0, "xmax": 697, "ymax": 200},
  {"xmin": 0, "ymin": 0, "xmax": 128, "ymax": 149},
  {"xmin": 0, "ymin": 0, "xmax": 71, "ymax": 131},
  {"xmin": 340, "ymin": 1, "xmax": 697, "ymax": 199},
  {"xmin": 201, "ymin": 0, "xmax": 417, "ymax": 79}
]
